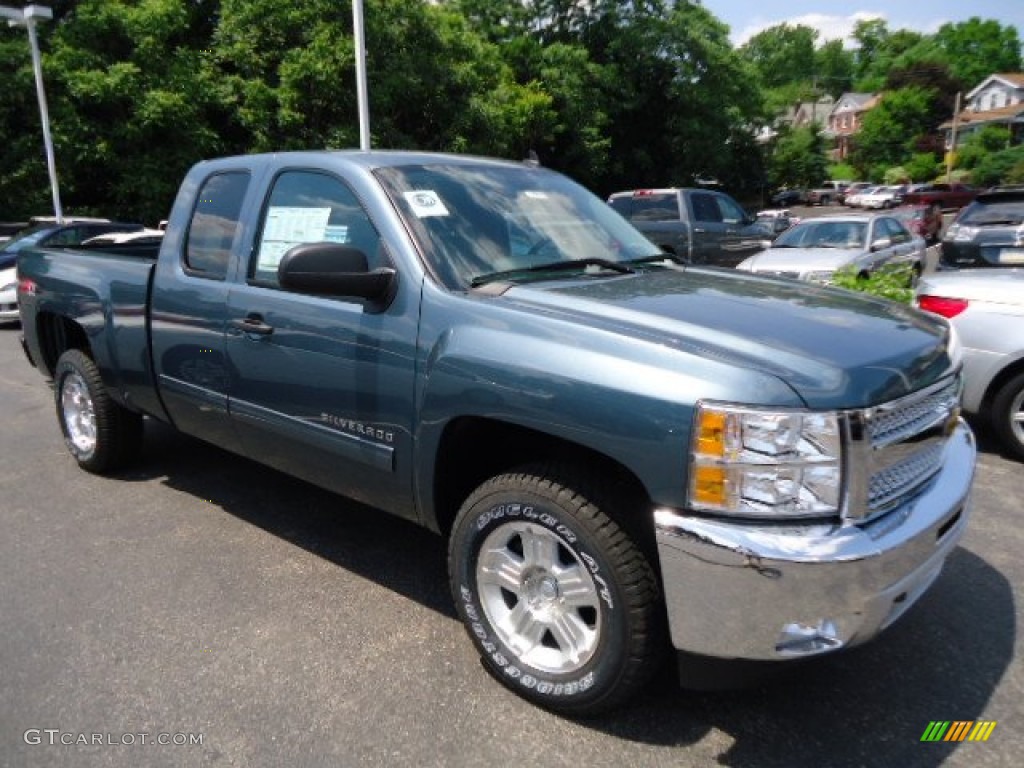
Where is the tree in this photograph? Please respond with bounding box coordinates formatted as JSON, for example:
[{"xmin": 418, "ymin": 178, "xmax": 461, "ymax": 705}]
[
  {"xmin": 767, "ymin": 125, "xmax": 828, "ymax": 189},
  {"xmin": 739, "ymin": 24, "xmax": 818, "ymax": 90},
  {"xmin": 851, "ymin": 87, "xmax": 933, "ymax": 176},
  {"xmin": 930, "ymin": 18, "xmax": 1022, "ymax": 88}
]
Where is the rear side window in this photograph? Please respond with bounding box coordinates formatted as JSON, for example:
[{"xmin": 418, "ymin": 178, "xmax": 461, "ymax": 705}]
[
  {"xmin": 630, "ymin": 193, "xmax": 679, "ymax": 222},
  {"xmin": 185, "ymin": 171, "xmax": 250, "ymax": 279}
]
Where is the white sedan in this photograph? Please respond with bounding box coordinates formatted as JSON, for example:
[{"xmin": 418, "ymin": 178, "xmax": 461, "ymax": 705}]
[
  {"xmin": 735, "ymin": 213, "xmax": 925, "ymax": 284},
  {"xmin": 860, "ymin": 185, "xmax": 904, "ymax": 209},
  {"xmin": 0, "ymin": 265, "xmax": 17, "ymax": 324}
]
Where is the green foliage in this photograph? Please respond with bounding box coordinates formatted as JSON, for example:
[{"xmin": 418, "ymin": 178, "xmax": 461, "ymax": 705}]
[
  {"xmin": 904, "ymin": 153, "xmax": 942, "ymax": 181},
  {"xmin": 831, "ymin": 263, "xmax": 916, "ymax": 305},
  {"xmin": 826, "ymin": 163, "xmax": 857, "ymax": 181},
  {"xmin": 851, "ymin": 87, "xmax": 934, "ymax": 175},
  {"xmin": 971, "ymin": 145, "xmax": 1024, "ymax": 187},
  {"xmin": 768, "ymin": 125, "xmax": 828, "ymax": 189}
]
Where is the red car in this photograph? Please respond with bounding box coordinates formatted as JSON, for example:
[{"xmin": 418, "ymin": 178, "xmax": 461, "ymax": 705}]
[
  {"xmin": 891, "ymin": 204, "xmax": 943, "ymax": 245},
  {"xmin": 901, "ymin": 183, "xmax": 977, "ymax": 211}
]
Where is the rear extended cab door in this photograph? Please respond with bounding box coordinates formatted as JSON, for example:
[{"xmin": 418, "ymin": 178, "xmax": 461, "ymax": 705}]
[
  {"xmin": 150, "ymin": 156, "xmax": 420, "ymax": 521},
  {"xmin": 608, "ymin": 190, "xmax": 692, "ymax": 261},
  {"xmin": 685, "ymin": 190, "xmax": 767, "ymax": 268}
]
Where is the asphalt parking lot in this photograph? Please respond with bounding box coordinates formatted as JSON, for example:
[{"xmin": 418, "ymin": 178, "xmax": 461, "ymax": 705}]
[{"xmin": 1, "ymin": 321, "xmax": 1021, "ymax": 767}]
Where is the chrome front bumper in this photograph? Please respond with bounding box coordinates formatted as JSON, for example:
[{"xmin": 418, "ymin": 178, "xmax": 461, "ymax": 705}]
[{"xmin": 654, "ymin": 420, "xmax": 976, "ymax": 660}]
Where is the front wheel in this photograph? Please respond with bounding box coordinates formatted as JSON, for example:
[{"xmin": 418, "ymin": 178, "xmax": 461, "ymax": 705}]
[
  {"xmin": 55, "ymin": 349, "xmax": 144, "ymax": 473},
  {"xmin": 448, "ymin": 464, "xmax": 663, "ymax": 715},
  {"xmin": 991, "ymin": 373, "xmax": 1024, "ymax": 461}
]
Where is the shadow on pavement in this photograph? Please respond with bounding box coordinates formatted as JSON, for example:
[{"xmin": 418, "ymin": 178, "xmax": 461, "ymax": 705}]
[{"xmin": 116, "ymin": 418, "xmax": 1013, "ymax": 766}]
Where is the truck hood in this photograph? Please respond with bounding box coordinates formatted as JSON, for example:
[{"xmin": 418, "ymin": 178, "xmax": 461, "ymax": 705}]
[{"xmin": 495, "ymin": 267, "xmax": 954, "ymax": 408}]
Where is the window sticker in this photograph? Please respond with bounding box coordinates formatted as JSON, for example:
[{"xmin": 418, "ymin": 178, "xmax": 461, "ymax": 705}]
[
  {"xmin": 257, "ymin": 206, "xmax": 331, "ymax": 273},
  {"xmin": 403, "ymin": 190, "xmax": 450, "ymax": 218},
  {"xmin": 324, "ymin": 225, "xmax": 349, "ymax": 243}
]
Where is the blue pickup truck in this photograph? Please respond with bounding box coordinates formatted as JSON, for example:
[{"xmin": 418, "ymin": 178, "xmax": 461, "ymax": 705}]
[{"xmin": 17, "ymin": 151, "xmax": 975, "ymax": 714}]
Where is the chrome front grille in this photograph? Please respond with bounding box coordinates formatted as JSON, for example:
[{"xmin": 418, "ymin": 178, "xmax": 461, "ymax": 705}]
[{"xmin": 843, "ymin": 376, "xmax": 961, "ymax": 520}]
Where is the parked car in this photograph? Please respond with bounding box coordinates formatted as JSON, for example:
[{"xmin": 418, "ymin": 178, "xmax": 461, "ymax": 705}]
[
  {"xmin": 607, "ymin": 187, "xmax": 775, "ymax": 266},
  {"xmin": 806, "ymin": 180, "xmax": 848, "ymax": 206},
  {"xmin": 0, "ymin": 264, "xmax": 16, "ymax": 324},
  {"xmin": 916, "ymin": 269, "xmax": 1024, "ymax": 460},
  {"xmin": 755, "ymin": 209, "xmax": 799, "ymax": 235},
  {"xmin": 769, "ymin": 188, "xmax": 806, "ymax": 206},
  {"xmin": 902, "ymin": 183, "xmax": 977, "ymax": 211},
  {"xmin": 839, "ymin": 182, "xmax": 872, "ymax": 205},
  {"xmin": 0, "ymin": 219, "xmax": 145, "ymax": 270},
  {"xmin": 735, "ymin": 213, "xmax": 925, "ymax": 284},
  {"xmin": 891, "ymin": 204, "xmax": 943, "ymax": 245},
  {"xmin": 939, "ymin": 188, "xmax": 1024, "ymax": 269},
  {"xmin": 844, "ymin": 185, "xmax": 880, "ymax": 208},
  {"xmin": 860, "ymin": 185, "xmax": 905, "ymax": 210}
]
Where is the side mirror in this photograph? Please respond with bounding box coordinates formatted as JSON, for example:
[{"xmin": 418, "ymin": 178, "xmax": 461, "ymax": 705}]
[
  {"xmin": 278, "ymin": 242, "xmax": 397, "ymax": 308},
  {"xmin": 870, "ymin": 238, "xmax": 892, "ymax": 252}
]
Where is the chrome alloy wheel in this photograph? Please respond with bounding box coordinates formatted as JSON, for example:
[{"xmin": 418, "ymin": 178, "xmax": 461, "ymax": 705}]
[
  {"xmin": 1010, "ymin": 388, "xmax": 1024, "ymax": 446},
  {"xmin": 60, "ymin": 371, "xmax": 97, "ymax": 456},
  {"xmin": 476, "ymin": 521, "xmax": 602, "ymax": 674}
]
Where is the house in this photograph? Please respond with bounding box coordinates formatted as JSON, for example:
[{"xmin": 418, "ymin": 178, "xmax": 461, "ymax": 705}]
[
  {"xmin": 825, "ymin": 93, "xmax": 879, "ymax": 160},
  {"xmin": 755, "ymin": 95, "xmax": 834, "ymax": 144},
  {"xmin": 940, "ymin": 73, "xmax": 1024, "ymax": 147}
]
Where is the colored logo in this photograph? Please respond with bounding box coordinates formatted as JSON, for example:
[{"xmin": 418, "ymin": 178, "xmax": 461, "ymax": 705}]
[{"xmin": 921, "ymin": 721, "xmax": 997, "ymax": 742}]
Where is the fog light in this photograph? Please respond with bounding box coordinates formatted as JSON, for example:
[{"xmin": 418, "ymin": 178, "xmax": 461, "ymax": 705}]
[{"xmin": 775, "ymin": 620, "xmax": 844, "ymax": 656}]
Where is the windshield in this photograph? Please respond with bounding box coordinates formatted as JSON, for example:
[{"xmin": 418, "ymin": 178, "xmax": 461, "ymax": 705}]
[
  {"xmin": 772, "ymin": 219, "xmax": 866, "ymax": 249},
  {"xmin": 375, "ymin": 163, "xmax": 662, "ymax": 288}
]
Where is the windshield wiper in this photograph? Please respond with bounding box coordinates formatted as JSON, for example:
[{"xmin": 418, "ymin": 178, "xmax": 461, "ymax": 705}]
[
  {"xmin": 471, "ymin": 258, "xmax": 635, "ymax": 287},
  {"xmin": 627, "ymin": 252, "xmax": 688, "ymax": 265}
]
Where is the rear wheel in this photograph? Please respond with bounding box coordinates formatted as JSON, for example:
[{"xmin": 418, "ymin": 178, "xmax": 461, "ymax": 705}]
[
  {"xmin": 448, "ymin": 463, "xmax": 663, "ymax": 714},
  {"xmin": 55, "ymin": 349, "xmax": 143, "ymax": 473},
  {"xmin": 991, "ymin": 373, "xmax": 1024, "ymax": 461}
]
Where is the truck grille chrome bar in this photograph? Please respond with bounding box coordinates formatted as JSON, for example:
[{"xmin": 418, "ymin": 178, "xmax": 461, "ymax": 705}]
[{"xmin": 843, "ymin": 376, "xmax": 961, "ymax": 521}]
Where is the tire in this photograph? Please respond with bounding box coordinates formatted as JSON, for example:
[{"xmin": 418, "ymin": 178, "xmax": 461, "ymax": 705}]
[
  {"xmin": 55, "ymin": 349, "xmax": 144, "ymax": 473},
  {"xmin": 991, "ymin": 372, "xmax": 1024, "ymax": 461},
  {"xmin": 448, "ymin": 463, "xmax": 663, "ymax": 715}
]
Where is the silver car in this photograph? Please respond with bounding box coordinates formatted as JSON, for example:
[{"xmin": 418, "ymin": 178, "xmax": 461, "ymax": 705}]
[
  {"xmin": 735, "ymin": 213, "xmax": 925, "ymax": 284},
  {"xmin": 916, "ymin": 269, "xmax": 1024, "ymax": 460}
]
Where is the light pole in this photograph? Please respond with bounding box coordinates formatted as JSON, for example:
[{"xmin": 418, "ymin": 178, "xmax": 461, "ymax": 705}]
[{"xmin": 2, "ymin": 4, "xmax": 63, "ymax": 222}]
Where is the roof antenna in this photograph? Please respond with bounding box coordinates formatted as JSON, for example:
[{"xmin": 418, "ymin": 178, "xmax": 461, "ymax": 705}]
[{"xmin": 523, "ymin": 149, "xmax": 540, "ymax": 167}]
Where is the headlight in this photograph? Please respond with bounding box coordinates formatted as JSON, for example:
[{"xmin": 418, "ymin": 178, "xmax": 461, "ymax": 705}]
[
  {"xmin": 688, "ymin": 402, "xmax": 842, "ymax": 519},
  {"xmin": 946, "ymin": 223, "xmax": 978, "ymax": 242},
  {"xmin": 803, "ymin": 270, "xmax": 834, "ymax": 284}
]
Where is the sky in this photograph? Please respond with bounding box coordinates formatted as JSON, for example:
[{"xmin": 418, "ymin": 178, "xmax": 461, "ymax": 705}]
[{"xmin": 703, "ymin": 0, "xmax": 1024, "ymax": 48}]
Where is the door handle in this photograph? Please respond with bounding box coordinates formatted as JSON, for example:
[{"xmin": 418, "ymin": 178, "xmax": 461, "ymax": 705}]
[{"xmin": 231, "ymin": 314, "xmax": 274, "ymax": 336}]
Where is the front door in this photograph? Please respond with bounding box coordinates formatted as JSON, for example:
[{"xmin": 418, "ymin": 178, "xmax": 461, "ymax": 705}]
[{"xmin": 224, "ymin": 168, "xmax": 419, "ymax": 520}]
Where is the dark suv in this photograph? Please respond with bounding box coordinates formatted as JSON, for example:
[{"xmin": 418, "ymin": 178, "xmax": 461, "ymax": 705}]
[
  {"xmin": 0, "ymin": 219, "xmax": 144, "ymax": 270},
  {"xmin": 940, "ymin": 189, "xmax": 1024, "ymax": 269}
]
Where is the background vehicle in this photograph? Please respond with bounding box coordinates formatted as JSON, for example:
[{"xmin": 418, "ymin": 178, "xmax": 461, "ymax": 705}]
[
  {"xmin": 917, "ymin": 269, "xmax": 1024, "ymax": 460},
  {"xmin": 734, "ymin": 213, "xmax": 925, "ymax": 284},
  {"xmin": 902, "ymin": 183, "xmax": 977, "ymax": 211},
  {"xmin": 860, "ymin": 185, "xmax": 905, "ymax": 210},
  {"xmin": 806, "ymin": 180, "xmax": 848, "ymax": 206},
  {"xmin": 0, "ymin": 219, "xmax": 144, "ymax": 271},
  {"xmin": 891, "ymin": 204, "xmax": 943, "ymax": 245},
  {"xmin": 17, "ymin": 150, "xmax": 973, "ymax": 715},
  {"xmin": 607, "ymin": 187, "xmax": 774, "ymax": 266},
  {"xmin": 843, "ymin": 185, "xmax": 879, "ymax": 208},
  {"xmin": 769, "ymin": 188, "xmax": 806, "ymax": 206},
  {"xmin": 0, "ymin": 264, "xmax": 16, "ymax": 324},
  {"xmin": 940, "ymin": 189, "xmax": 1024, "ymax": 269},
  {"xmin": 839, "ymin": 182, "xmax": 872, "ymax": 206}
]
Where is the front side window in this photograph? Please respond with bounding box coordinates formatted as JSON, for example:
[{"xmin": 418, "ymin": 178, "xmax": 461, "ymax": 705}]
[
  {"xmin": 185, "ymin": 172, "xmax": 250, "ymax": 279},
  {"xmin": 251, "ymin": 170, "xmax": 381, "ymax": 289}
]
